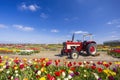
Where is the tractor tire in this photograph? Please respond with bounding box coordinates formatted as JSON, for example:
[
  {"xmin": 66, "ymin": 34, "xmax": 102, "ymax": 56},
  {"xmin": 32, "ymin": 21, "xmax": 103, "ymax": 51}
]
[
  {"xmin": 61, "ymin": 49, "xmax": 64, "ymax": 56},
  {"xmin": 70, "ymin": 50, "xmax": 79, "ymax": 59},
  {"xmin": 86, "ymin": 43, "xmax": 97, "ymax": 55}
]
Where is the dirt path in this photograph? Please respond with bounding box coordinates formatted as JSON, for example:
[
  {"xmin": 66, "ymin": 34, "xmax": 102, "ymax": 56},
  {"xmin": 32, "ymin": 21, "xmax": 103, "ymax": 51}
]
[{"xmin": 0, "ymin": 51, "xmax": 120, "ymax": 62}]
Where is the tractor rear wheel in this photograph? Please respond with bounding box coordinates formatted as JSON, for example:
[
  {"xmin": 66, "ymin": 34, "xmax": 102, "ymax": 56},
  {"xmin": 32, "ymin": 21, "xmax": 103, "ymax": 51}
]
[
  {"xmin": 86, "ymin": 43, "xmax": 97, "ymax": 55},
  {"xmin": 70, "ymin": 50, "xmax": 79, "ymax": 59}
]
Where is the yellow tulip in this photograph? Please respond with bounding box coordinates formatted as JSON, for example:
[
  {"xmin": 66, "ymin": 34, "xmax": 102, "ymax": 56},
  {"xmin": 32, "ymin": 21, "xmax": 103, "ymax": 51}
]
[
  {"xmin": 23, "ymin": 78, "xmax": 28, "ymax": 80},
  {"xmin": 39, "ymin": 77, "xmax": 46, "ymax": 80},
  {"xmin": 103, "ymin": 69, "xmax": 116, "ymax": 76},
  {"xmin": 115, "ymin": 62, "xmax": 120, "ymax": 65},
  {"xmin": 45, "ymin": 58, "xmax": 49, "ymax": 62},
  {"xmin": 103, "ymin": 61, "xmax": 107, "ymax": 64},
  {"xmin": 68, "ymin": 70, "xmax": 73, "ymax": 74},
  {"xmin": 14, "ymin": 66, "xmax": 18, "ymax": 70},
  {"xmin": 4, "ymin": 56, "xmax": 8, "ymax": 59},
  {"xmin": 41, "ymin": 67, "xmax": 46, "ymax": 72},
  {"xmin": 33, "ymin": 62, "xmax": 37, "ymax": 65}
]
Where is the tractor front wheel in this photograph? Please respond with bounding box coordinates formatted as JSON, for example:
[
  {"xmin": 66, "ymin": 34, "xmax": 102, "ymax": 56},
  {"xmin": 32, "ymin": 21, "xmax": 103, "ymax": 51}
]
[
  {"xmin": 86, "ymin": 43, "xmax": 97, "ymax": 55},
  {"xmin": 70, "ymin": 50, "xmax": 79, "ymax": 59}
]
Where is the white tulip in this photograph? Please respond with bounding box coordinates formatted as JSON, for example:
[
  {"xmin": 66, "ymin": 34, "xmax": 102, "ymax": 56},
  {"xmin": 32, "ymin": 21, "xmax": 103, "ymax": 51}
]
[
  {"xmin": 15, "ymin": 70, "xmax": 18, "ymax": 73},
  {"xmin": 83, "ymin": 61, "xmax": 86, "ymax": 64},
  {"xmin": 62, "ymin": 72, "xmax": 66, "ymax": 78},
  {"xmin": 6, "ymin": 70, "xmax": 10, "ymax": 74},
  {"xmin": 0, "ymin": 68, "xmax": 3, "ymax": 72},
  {"xmin": 93, "ymin": 73, "xmax": 99, "ymax": 79},
  {"xmin": 90, "ymin": 61, "xmax": 93, "ymax": 64},
  {"xmin": 27, "ymin": 66, "xmax": 30, "ymax": 69},
  {"xmin": 8, "ymin": 61, "xmax": 12, "ymax": 65},
  {"xmin": 57, "ymin": 78, "xmax": 61, "ymax": 80},
  {"xmin": 84, "ymin": 74, "xmax": 87, "ymax": 77},
  {"xmin": 11, "ymin": 76, "xmax": 13, "ymax": 79},
  {"xmin": 16, "ymin": 73, "xmax": 19, "ymax": 76},
  {"xmin": 68, "ymin": 75, "xmax": 72, "ymax": 79},
  {"xmin": 80, "ymin": 64, "xmax": 84, "ymax": 67},
  {"xmin": 64, "ymin": 78, "xmax": 68, "ymax": 80},
  {"xmin": 37, "ymin": 70, "xmax": 41, "ymax": 75},
  {"xmin": 3, "ymin": 65, "xmax": 6, "ymax": 69}
]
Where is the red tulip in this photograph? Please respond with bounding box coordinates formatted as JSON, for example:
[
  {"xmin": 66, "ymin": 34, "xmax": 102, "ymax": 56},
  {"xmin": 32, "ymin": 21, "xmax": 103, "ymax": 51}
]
[
  {"xmin": 109, "ymin": 62, "xmax": 112, "ymax": 65},
  {"xmin": 91, "ymin": 65, "xmax": 96, "ymax": 70},
  {"xmin": 78, "ymin": 62, "xmax": 82, "ymax": 66},
  {"xmin": 104, "ymin": 64, "xmax": 109, "ymax": 68},
  {"xmin": 58, "ymin": 59, "xmax": 60, "ymax": 63},
  {"xmin": 0, "ymin": 56, "xmax": 2, "ymax": 59},
  {"xmin": 47, "ymin": 74, "xmax": 56, "ymax": 80},
  {"xmin": 46, "ymin": 61, "xmax": 52, "ymax": 66},
  {"xmin": 49, "ymin": 76, "xmax": 56, "ymax": 80},
  {"xmin": 35, "ymin": 65, "xmax": 39, "ymax": 69},
  {"xmin": 47, "ymin": 74, "xmax": 52, "ymax": 79},
  {"xmin": 87, "ymin": 61, "xmax": 90, "ymax": 64},
  {"xmin": 20, "ymin": 63, "xmax": 24, "ymax": 69},
  {"xmin": 68, "ymin": 62, "xmax": 72, "ymax": 67},
  {"xmin": 14, "ymin": 59, "xmax": 20, "ymax": 64},
  {"xmin": 55, "ymin": 62, "xmax": 58, "ymax": 66},
  {"xmin": 36, "ymin": 75, "xmax": 40, "ymax": 78},
  {"xmin": 60, "ymin": 69, "xmax": 65, "ymax": 73},
  {"xmin": 70, "ymin": 67, "xmax": 76, "ymax": 71},
  {"xmin": 0, "ymin": 59, "xmax": 2, "ymax": 63},
  {"xmin": 73, "ymin": 62, "xmax": 76, "ymax": 65},
  {"xmin": 97, "ymin": 68, "xmax": 103, "ymax": 73},
  {"xmin": 54, "ymin": 71, "xmax": 61, "ymax": 76},
  {"xmin": 97, "ymin": 61, "xmax": 101, "ymax": 65}
]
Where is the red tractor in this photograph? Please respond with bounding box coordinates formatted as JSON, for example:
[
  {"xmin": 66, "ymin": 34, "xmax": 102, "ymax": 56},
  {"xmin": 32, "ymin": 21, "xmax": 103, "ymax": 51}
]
[{"xmin": 61, "ymin": 33, "xmax": 97, "ymax": 59}]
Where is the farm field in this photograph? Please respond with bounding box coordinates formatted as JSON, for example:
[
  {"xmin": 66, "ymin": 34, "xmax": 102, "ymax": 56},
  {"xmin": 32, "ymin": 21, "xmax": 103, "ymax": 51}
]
[
  {"xmin": 0, "ymin": 44, "xmax": 120, "ymax": 80},
  {"xmin": 0, "ymin": 51, "xmax": 120, "ymax": 62}
]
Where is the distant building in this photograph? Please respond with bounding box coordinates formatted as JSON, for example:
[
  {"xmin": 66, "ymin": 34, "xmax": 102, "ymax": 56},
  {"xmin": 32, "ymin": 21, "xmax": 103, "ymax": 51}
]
[{"xmin": 103, "ymin": 40, "xmax": 120, "ymax": 46}]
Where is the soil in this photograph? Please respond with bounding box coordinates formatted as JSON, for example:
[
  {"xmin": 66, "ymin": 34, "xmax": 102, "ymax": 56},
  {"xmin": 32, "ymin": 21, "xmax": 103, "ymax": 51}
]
[{"xmin": 0, "ymin": 51, "xmax": 120, "ymax": 62}]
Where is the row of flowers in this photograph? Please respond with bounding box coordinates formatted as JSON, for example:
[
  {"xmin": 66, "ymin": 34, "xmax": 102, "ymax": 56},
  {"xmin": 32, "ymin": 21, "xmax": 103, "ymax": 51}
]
[
  {"xmin": 0, "ymin": 56, "xmax": 120, "ymax": 80},
  {"xmin": 108, "ymin": 48, "xmax": 120, "ymax": 58},
  {"xmin": 0, "ymin": 48, "xmax": 40, "ymax": 55}
]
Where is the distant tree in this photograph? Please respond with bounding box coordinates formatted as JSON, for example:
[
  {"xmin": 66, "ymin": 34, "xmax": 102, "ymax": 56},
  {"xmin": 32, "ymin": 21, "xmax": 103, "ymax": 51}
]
[{"xmin": 104, "ymin": 40, "xmax": 120, "ymax": 46}]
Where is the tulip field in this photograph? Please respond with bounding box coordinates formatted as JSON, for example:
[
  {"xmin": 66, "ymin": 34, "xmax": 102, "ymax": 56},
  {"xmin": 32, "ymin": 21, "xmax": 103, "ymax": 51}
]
[
  {"xmin": 0, "ymin": 44, "xmax": 120, "ymax": 80},
  {"xmin": 0, "ymin": 44, "xmax": 40, "ymax": 55},
  {"xmin": 0, "ymin": 56, "xmax": 120, "ymax": 80}
]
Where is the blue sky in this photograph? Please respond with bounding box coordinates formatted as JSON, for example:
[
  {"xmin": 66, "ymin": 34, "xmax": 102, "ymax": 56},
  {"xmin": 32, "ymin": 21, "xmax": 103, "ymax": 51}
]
[{"xmin": 0, "ymin": 0, "xmax": 120, "ymax": 44}]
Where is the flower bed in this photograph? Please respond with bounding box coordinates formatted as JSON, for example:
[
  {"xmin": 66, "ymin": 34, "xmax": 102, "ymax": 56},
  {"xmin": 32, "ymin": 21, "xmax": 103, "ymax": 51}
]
[
  {"xmin": 18, "ymin": 50, "xmax": 34, "ymax": 55},
  {"xmin": 0, "ymin": 56, "xmax": 120, "ymax": 80},
  {"xmin": 0, "ymin": 48, "xmax": 40, "ymax": 55},
  {"xmin": 108, "ymin": 48, "xmax": 120, "ymax": 58}
]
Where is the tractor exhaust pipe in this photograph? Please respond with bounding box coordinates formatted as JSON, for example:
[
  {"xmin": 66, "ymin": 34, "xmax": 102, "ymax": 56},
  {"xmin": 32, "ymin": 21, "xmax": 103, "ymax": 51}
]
[{"xmin": 72, "ymin": 33, "xmax": 75, "ymax": 41}]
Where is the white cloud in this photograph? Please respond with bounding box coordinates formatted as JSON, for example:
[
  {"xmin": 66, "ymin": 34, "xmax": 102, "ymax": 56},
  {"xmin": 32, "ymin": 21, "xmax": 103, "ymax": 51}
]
[
  {"xmin": 64, "ymin": 17, "xmax": 79, "ymax": 21},
  {"xmin": 74, "ymin": 30, "xmax": 88, "ymax": 34},
  {"xmin": 19, "ymin": 3, "xmax": 40, "ymax": 11},
  {"xmin": 40, "ymin": 13, "xmax": 48, "ymax": 19},
  {"xmin": 0, "ymin": 24, "xmax": 7, "ymax": 28},
  {"xmin": 111, "ymin": 35, "xmax": 119, "ymax": 38},
  {"xmin": 13, "ymin": 25, "xmax": 34, "ymax": 31},
  {"xmin": 28, "ymin": 4, "xmax": 39, "ymax": 11},
  {"xmin": 107, "ymin": 19, "xmax": 120, "ymax": 25},
  {"xmin": 51, "ymin": 29, "xmax": 59, "ymax": 33},
  {"xmin": 107, "ymin": 22, "xmax": 112, "ymax": 25},
  {"xmin": 64, "ymin": 18, "xmax": 69, "ymax": 21},
  {"xmin": 20, "ymin": 4, "xmax": 27, "ymax": 10}
]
